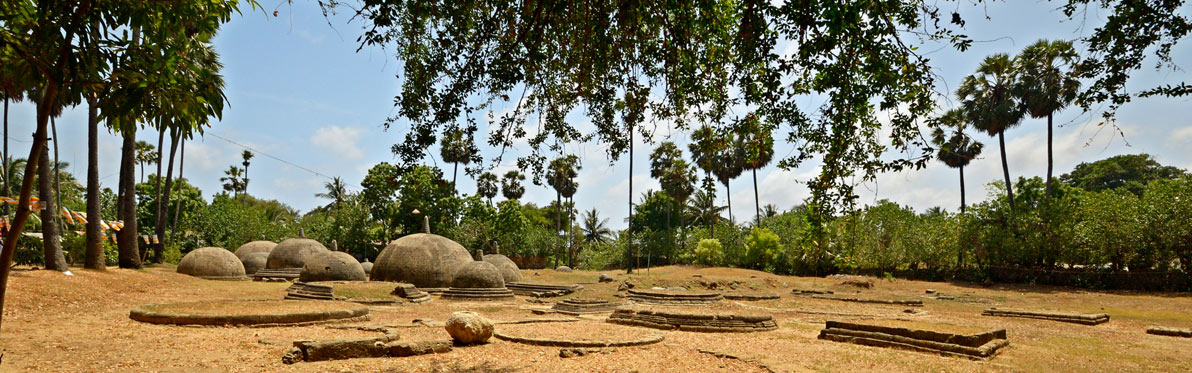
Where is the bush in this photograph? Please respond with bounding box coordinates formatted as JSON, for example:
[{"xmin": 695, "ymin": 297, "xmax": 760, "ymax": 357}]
[
  {"xmin": 743, "ymin": 228, "xmax": 780, "ymax": 270},
  {"xmin": 694, "ymin": 238, "xmax": 724, "ymax": 267}
]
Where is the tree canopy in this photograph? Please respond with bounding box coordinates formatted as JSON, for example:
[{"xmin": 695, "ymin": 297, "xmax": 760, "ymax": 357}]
[{"xmin": 1060, "ymin": 154, "xmax": 1188, "ymax": 196}]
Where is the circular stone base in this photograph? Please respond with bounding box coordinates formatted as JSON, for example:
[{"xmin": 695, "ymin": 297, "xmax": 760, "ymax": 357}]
[
  {"xmin": 440, "ymin": 288, "xmax": 516, "ymax": 301},
  {"xmin": 626, "ymin": 289, "xmax": 723, "ymax": 305},
  {"xmin": 494, "ymin": 322, "xmax": 664, "ymax": 347},
  {"xmin": 723, "ymin": 293, "xmax": 781, "ymax": 301},
  {"xmin": 129, "ymin": 300, "xmax": 369, "ymax": 326}
]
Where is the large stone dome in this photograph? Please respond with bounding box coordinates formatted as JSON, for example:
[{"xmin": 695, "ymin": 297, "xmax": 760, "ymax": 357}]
[
  {"xmin": 241, "ymin": 252, "xmax": 269, "ymax": 275},
  {"xmin": 300, "ymin": 251, "xmax": 368, "ymax": 282},
  {"xmin": 360, "ymin": 260, "xmax": 374, "ymax": 275},
  {"xmin": 451, "ymin": 261, "xmax": 506, "ymax": 289},
  {"xmin": 234, "ymin": 240, "xmax": 276, "ymax": 260},
  {"xmin": 266, "ymin": 238, "xmax": 329, "ymax": 269},
  {"xmin": 177, "ymin": 247, "xmax": 246, "ymax": 280},
  {"xmin": 482, "ymin": 254, "xmax": 522, "ymax": 284},
  {"xmin": 370, "ymin": 233, "xmax": 473, "ymax": 288}
]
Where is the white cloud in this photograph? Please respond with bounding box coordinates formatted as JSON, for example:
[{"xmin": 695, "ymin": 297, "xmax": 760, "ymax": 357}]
[
  {"xmin": 310, "ymin": 125, "xmax": 365, "ymax": 160},
  {"xmin": 1171, "ymin": 126, "xmax": 1192, "ymax": 145}
]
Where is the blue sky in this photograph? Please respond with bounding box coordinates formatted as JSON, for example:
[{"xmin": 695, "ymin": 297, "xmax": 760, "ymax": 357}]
[{"xmin": 5, "ymin": 1, "xmax": 1191, "ymax": 229}]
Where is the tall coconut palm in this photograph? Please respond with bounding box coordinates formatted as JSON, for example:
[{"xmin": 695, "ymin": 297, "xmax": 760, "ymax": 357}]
[
  {"xmin": 688, "ymin": 188, "xmax": 726, "ymax": 231},
  {"xmin": 737, "ymin": 114, "xmax": 774, "ymax": 225},
  {"xmin": 476, "ymin": 171, "xmax": 499, "ymax": 205},
  {"xmin": 241, "ymin": 150, "xmax": 254, "ymax": 194},
  {"xmin": 931, "ymin": 109, "xmax": 984, "ymax": 214},
  {"xmin": 221, "ymin": 166, "xmax": 245, "ymax": 195},
  {"xmin": 1016, "ymin": 40, "xmax": 1080, "ymax": 198},
  {"xmin": 84, "ymin": 95, "xmax": 104, "ymax": 270},
  {"xmin": 439, "ymin": 126, "xmax": 478, "ymax": 190},
  {"xmin": 134, "ymin": 140, "xmax": 156, "ymax": 183},
  {"xmin": 316, "ymin": 177, "xmax": 348, "ymax": 208},
  {"xmin": 500, "ymin": 170, "xmax": 525, "ymax": 200},
  {"xmin": 958, "ymin": 53, "xmax": 1026, "ymax": 211},
  {"xmin": 582, "ymin": 208, "xmax": 612, "ymax": 244}
]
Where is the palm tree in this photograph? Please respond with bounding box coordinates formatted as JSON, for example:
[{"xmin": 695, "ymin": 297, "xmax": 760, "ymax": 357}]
[
  {"xmin": 711, "ymin": 128, "xmax": 745, "ymax": 224},
  {"xmin": 931, "ymin": 109, "xmax": 984, "ymax": 214},
  {"xmin": 476, "ymin": 172, "xmax": 499, "ymax": 205},
  {"xmin": 762, "ymin": 204, "xmax": 780, "ymax": 219},
  {"xmin": 688, "ymin": 188, "xmax": 726, "ymax": 234},
  {"xmin": 316, "ymin": 177, "xmax": 348, "ymax": 208},
  {"xmin": 500, "ymin": 170, "xmax": 525, "ymax": 200},
  {"xmin": 1017, "ymin": 39, "xmax": 1080, "ymax": 198},
  {"xmin": 241, "ymin": 150, "xmax": 254, "ymax": 195},
  {"xmin": 37, "ymin": 143, "xmax": 67, "ymax": 271},
  {"xmin": 85, "ymin": 95, "xmax": 104, "ymax": 270},
  {"xmin": 547, "ymin": 155, "xmax": 581, "ymax": 267},
  {"xmin": 958, "ymin": 53, "xmax": 1026, "ymax": 211},
  {"xmin": 737, "ymin": 114, "xmax": 774, "ymax": 224},
  {"xmin": 134, "ymin": 140, "xmax": 156, "ymax": 183},
  {"xmin": 220, "ymin": 166, "xmax": 245, "ymax": 195},
  {"xmin": 439, "ymin": 127, "xmax": 477, "ymax": 190},
  {"xmin": 582, "ymin": 208, "xmax": 613, "ymax": 244},
  {"xmin": 650, "ymin": 142, "xmax": 696, "ymax": 254}
]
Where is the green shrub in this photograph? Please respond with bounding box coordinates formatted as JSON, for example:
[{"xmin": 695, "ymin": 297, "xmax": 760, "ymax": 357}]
[
  {"xmin": 743, "ymin": 227, "xmax": 780, "ymax": 270},
  {"xmin": 694, "ymin": 238, "xmax": 724, "ymax": 267}
]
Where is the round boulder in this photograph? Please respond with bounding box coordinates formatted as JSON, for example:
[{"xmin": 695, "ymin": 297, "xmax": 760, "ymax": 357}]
[
  {"xmin": 452, "ymin": 261, "xmax": 505, "ymax": 289},
  {"xmin": 360, "ymin": 259, "xmax": 374, "ymax": 275},
  {"xmin": 370, "ymin": 233, "xmax": 473, "ymax": 288},
  {"xmin": 177, "ymin": 247, "xmax": 246, "ymax": 280},
  {"xmin": 445, "ymin": 311, "xmax": 493, "ymax": 344},
  {"xmin": 234, "ymin": 240, "xmax": 276, "ymax": 260},
  {"xmin": 482, "ymin": 254, "xmax": 522, "ymax": 284},
  {"xmin": 300, "ymin": 251, "xmax": 367, "ymax": 282},
  {"xmin": 241, "ymin": 252, "xmax": 269, "ymax": 275},
  {"xmin": 266, "ymin": 238, "xmax": 329, "ymax": 269}
]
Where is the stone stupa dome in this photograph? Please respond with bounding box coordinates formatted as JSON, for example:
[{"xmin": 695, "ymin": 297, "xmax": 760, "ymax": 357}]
[
  {"xmin": 300, "ymin": 251, "xmax": 368, "ymax": 282},
  {"xmin": 177, "ymin": 247, "xmax": 246, "ymax": 280},
  {"xmin": 482, "ymin": 254, "xmax": 522, "ymax": 284},
  {"xmin": 265, "ymin": 238, "xmax": 329, "ymax": 269},
  {"xmin": 370, "ymin": 233, "xmax": 473, "ymax": 288}
]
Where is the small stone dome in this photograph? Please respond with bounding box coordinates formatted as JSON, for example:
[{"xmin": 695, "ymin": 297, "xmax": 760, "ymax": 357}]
[
  {"xmin": 177, "ymin": 247, "xmax": 246, "ymax": 280},
  {"xmin": 234, "ymin": 240, "xmax": 276, "ymax": 260},
  {"xmin": 361, "ymin": 260, "xmax": 374, "ymax": 275},
  {"xmin": 371, "ymin": 233, "xmax": 473, "ymax": 288},
  {"xmin": 241, "ymin": 252, "xmax": 269, "ymax": 275},
  {"xmin": 451, "ymin": 261, "xmax": 506, "ymax": 289},
  {"xmin": 266, "ymin": 238, "xmax": 329, "ymax": 269},
  {"xmin": 300, "ymin": 251, "xmax": 368, "ymax": 282},
  {"xmin": 482, "ymin": 254, "xmax": 522, "ymax": 283}
]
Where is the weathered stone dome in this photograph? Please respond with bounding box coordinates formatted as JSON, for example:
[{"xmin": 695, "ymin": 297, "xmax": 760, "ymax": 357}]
[
  {"xmin": 451, "ymin": 261, "xmax": 506, "ymax": 289},
  {"xmin": 371, "ymin": 233, "xmax": 473, "ymax": 288},
  {"xmin": 266, "ymin": 238, "xmax": 329, "ymax": 269},
  {"xmin": 300, "ymin": 251, "xmax": 368, "ymax": 282},
  {"xmin": 177, "ymin": 247, "xmax": 246, "ymax": 280},
  {"xmin": 360, "ymin": 260, "xmax": 374, "ymax": 275},
  {"xmin": 241, "ymin": 251, "xmax": 269, "ymax": 275},
  {"xmin": 482, "ymin": 254, "xmax": 522, "ymax": 284},
  {"xmin": 234, "ymin": 240, "xmax": 276, "ymax": 260}
]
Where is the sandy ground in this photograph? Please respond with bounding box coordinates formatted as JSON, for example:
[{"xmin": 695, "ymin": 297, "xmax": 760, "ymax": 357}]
[{"xmin": 1, "ymin": 265, "xmax": 1191, "ymax": 372}]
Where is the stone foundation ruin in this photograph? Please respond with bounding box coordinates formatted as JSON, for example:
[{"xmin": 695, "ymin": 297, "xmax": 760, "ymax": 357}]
[
  {"xmin": 606, "ymin": 308, "xmax": 777, "ymax": 332},
  {"xmin": 392, "ymin": 284, "xmax": 432, "ymax": 304},
  {"xmin": 129, "ymin": 300, "xmax": 369, "ymax": 327},
  {"xmin": 810, "ymin": 294, "xmax": 923, "ymax": 306},
  {"xmin": 625, "ymin": 289, "xmax": 723, "ymax": 305},
  {"xmin": 817, "ymin": 321, "xmax": 1009, "ymax": 360},
  {"xmin": 982, "ymin": 308, "xmax": 1109, "ymax": 325},
  {"xmin": 551, "ymin": 298, "xmax": 627, "ymax": 315},
  {"xmin": 1147, "ymin": 326, "xmax": 1192, "ymax": 338},
  {"xmin": 285, "ymin": 282, "xmax": 335, "ymax": 300},
  {"xmin": 506, "ymin": 283, "xmax": 582, "ymax": 297}
]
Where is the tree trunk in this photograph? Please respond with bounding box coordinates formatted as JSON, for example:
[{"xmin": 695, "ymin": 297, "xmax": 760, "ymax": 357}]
[
  {"xmin": 1045, "ymin": 113, "xmax": 1054, "ymax": 199},
  {"xmin": 39, "ymin": 143, "xmax": 67, "ymax": 271},
  {"xmin": 85, "ymin": 101, "xmax": 104, "ymax": 270},
  {"xmin": 0, "ymin": 82, "xmax": 56, "ymax": 334},
  {"xmin": 959, "ymin": 165, "xmax": 966, "ymax": 215},
  {"xmin": 148, "ymin": 127, "xmax": 164, "ymax": 262},
  {"xmin": 753, "ymin": 168, "xmax": 760, "ymax": 225},
  {"xmin": 725, "ymin": 181, "xmax": 734, "ymax": 224},
  {"xmin": 154, "ymin": 129, "xmax": 180, "ymax": 263},
  {"xmin": 170, "ymin": 138, "xmax": 184, "ymax": 249},
  {"xmin": 998, "ymin": 131, "xmax": 1015, "ymax": 212},
  {"xmin": 2, "ymin": 98, "xmax": 8, "ymax": 216},
  {"xmin": 555, "ymin": 191, "xmax": 561, "ymax": 269},
  {"xmin": 117, "ymin": 130, "xmax": 141, "ymax": 269},
  {"xmin": 243, "ymin": 162, "xmax": 249, "ymax": 195},
  {"xmin": 626, "ymin": 128, "xmax": 634, "ymax": 274},
  {"xmin": 52, "ymin": 117, "xmax": 63, "ymax": 238},
  {"xmin": 452, "ymin": 162, "xmax": 458, "ymax": 191}
]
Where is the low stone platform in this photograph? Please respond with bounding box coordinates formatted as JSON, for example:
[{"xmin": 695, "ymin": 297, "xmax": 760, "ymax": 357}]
[
  {"xmin": 392, "ymin": 284, "xmax": 432, "ymax": 304},
  {"xmin": 440, "ymin": 287, "xmax": 516, "ymax": 301},
  {"xmin": 253, "ymin": 268, "xmax": 303, "ymax": 281},
  {"xmin": 285, "ymin": 282, "xmax": 335, "ymax": 300},
  {"xmin": 130, "ymin": 300, "xmax": 369, "ymax": 327},
  {"xmin": 626, "ymin": 289, "xmax": 723, "ymax": 305},
  {"xmin": 818, "ymin": 321, "xmax": 1008, "ymax": 360},
  {"xmin": 606, "ymin": 308, "xmax": 777, "ymax": 333},
  {"xmin": 723, "ymin": 293, "xmax": 781, "ymax": 301},
  {"xmin": 495, "ymin": 328, "xmax": 664, "ymax": 347},
  {"xmin": 811, "ymin": 294, "xmax": 923, "ymax": 306},
  {"xmin": 551, "ymin": 299, "xmax": 627, "ymax": 315},
  {"xmin": 982, "ymin": 308, "xmax": 1109, "ymax": 325},
  {"xmin": 507, "ymin": 283, "xmax": 583, "ymax": 297},
  {"xmin": 281, "ymin": 326, "xmax": 454, "ymax": 364},
  {"xmin": 791, "ymin": 289, "xmax": 834, "ymax": 295},
  {"xmin": 1147, "ymin": 326, "xmax": 1192, "ymax": 338}
]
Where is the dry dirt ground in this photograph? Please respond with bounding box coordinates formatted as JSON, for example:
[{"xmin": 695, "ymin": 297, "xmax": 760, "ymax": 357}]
[{"xmin": 1, "ymin": 265, "xmax": 1191, "ymax": 372}]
